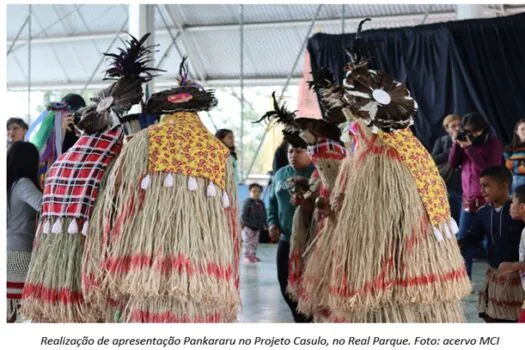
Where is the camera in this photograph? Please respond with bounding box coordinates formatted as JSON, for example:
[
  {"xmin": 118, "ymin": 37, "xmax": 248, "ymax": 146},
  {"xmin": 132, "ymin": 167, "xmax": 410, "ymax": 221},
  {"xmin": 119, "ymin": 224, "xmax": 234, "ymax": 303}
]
[{"xmin": 456, "ymin": 130, "xmax": 471, "ymax": 142}]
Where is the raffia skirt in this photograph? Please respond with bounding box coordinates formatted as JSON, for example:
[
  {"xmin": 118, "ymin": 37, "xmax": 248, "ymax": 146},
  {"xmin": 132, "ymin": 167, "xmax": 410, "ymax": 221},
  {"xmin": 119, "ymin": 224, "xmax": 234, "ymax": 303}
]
[
  {"xmin": 7, "ymin": 251, "xmax": 31, "ymax": 322},
  {"xmin": 478, "ymin": 267, "xmax": 525, "ymax": 321}
]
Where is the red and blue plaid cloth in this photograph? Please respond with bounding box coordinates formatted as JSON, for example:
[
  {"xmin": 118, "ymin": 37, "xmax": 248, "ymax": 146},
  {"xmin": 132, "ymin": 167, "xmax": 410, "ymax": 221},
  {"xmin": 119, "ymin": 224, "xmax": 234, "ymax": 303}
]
[
  {"xmin": 41, "ymin": 126, "xmax": 124, "ymax": 221},
  {"xmin": 307, "ymin": 138, "xmax": 346, "ymax": 164}
]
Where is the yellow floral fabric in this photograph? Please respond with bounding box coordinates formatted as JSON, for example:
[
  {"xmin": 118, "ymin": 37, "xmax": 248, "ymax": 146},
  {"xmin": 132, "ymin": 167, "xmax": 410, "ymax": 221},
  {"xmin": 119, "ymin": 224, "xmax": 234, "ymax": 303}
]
[
  {"xmin": 148, "ymin": 112, "xmax": 230, "ymax": 189},
  {"xmin": 378, "ymin": 128, "xmax": 450, "ymax": 227}
]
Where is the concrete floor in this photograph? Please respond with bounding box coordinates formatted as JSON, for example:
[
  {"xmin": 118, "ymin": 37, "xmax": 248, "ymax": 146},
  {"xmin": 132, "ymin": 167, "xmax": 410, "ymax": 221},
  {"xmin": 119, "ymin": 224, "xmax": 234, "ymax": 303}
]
[{"xmin": 239, "ymin": 244, "xmax": 486, "ymax": 323}]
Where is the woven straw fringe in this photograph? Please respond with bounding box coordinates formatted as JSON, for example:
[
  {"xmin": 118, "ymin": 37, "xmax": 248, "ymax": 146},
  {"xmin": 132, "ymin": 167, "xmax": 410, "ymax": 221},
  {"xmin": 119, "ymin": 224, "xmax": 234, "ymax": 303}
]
[
  {"xmin": 20, "ymin": 219, "xmax": 98, "ymax": 323},
  {"xmin": 289, "ymin": 156, "xmax": 342, "ymax": 304},
  {"xmin": 328, "ymin": 156, "xmax": 354, "ymax": 215},
  {"xmin": 81, "ymin": 159, "xmax": 119, "ymax": 320},
  {"xmin": 99, "ymin": 131, "xmax": 239, "ymax": 317},
  {"xmin": 478, "ymin": 267, "xmax": 525, "ymax": 321},
  {"xmin": 119, "ymin": 296, "xmax": 238, "ymax": 323},
  {"xmin": 299, "ymin": 156, "xmax": 353, "ymax": 317},
  {"xmin": 316, "ymin": 300, "xmax": 465, "ymax": 323},
  {"xmin": 224, "ymin": 158, "xmax": 241, "ymax": 295},
  {"xmin": 287, "ymin": 205, "xmax": 314, "ymax": 300},
  {"xmin": 299, "ymin": 124, "xmax": 470, "ymax": 320},
  {"xmin": 315, "ymin": 157, "xmax": 343, "ymax": 191},
  {"xmin": 287, "ymin": 173, "xmax": 321, "ymax": 299},
  {"xmin": 297, "ymin": 214, "xmax": 337, "ymax": 317},
  {"xmin": 7, "ymin": 299, "xmax": 18, "ymax": 322}
]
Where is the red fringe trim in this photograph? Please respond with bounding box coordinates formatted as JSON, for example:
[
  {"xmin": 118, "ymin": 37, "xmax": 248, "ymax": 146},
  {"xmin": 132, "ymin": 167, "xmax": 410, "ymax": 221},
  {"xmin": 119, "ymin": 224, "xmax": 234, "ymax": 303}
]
[
  {"xmin": 288, "ymin": 251, "xmax": 302, "ymax": 286},
  {"xmin": 110, "ymin": 188, "xmax": 145, "ymax": 241},
  {"xmin": 355, "ymin": 122, "xmax": 401, "ymax": 167},
  {"xmin": 519, "ymin": 309, "xmax": 525, "ymax": 323},
  {"xmin": 107, "ymin": 297, "xmax": 127, "ymax": 309},
  {"xmin": 104, "ymin": 254, "xmax": 234, "ymax": 281},
  {"xmin": 479, "ymin": 292, "xmax": 524, "ymax": 308},
  {"xmin": 130, "ymin": 310, "xmax": 224, "ymax": 323},
  {"xmin": 487, "ymin": 269, "xmax": 522, "ymax": 287},
  {"xmin": 319, "ymin": 184, "xmax": 330, "ymax": 199},
  {"xmin": 22, "ymin": 283, "xmax": 84, "ymax": 304},
  {"xmin": 7, "ymin": 293, "xmax": 22, "ymax": 299},
  {"xmin": 82, "ymin": 272, "xmax": 102, "ymax": 290},
  {"xmin": 329, "ymin": 267, "xmax": 467, "ymax": 298},
  {"xmin": 226, "ymin": 206, "xmax": 240, "ymax": 291}
]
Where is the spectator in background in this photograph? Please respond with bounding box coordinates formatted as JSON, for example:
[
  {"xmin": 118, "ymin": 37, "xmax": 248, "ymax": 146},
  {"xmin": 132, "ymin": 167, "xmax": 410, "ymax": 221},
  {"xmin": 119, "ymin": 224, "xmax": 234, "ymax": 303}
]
[
  {"xmin": 432, "ymin": 114, "xmax": 463, "ymax": 223},
  {"xmin": 215, "ymin": 129, "xmax": 239, "ymax": 183},
  {"xmin": 61, "ymin": 93, "xmax": 86, "ymax": 152},
  {"xmin": 449, "ymin": 111, "xmax": 504, "ymax": 279},
  {"xmin": 268, "ymin": 142, "xmax": 315, "ymax": 323},
  {"xmin": 499, "ymin": 184, "xmax": 525, "ymax": 323},
  {"xmin": 6, "ymin": 118, "xmax": 28, "ymax": 149},
  {"xmin": 6, "ymin": 141, "xmax": 43, "ymax": 322},
  {"xmin": 272, "ymin": 139, "xmax": 290, "ymax": 175},
  {"xmin": 505, "ymin": 118, "xmax": 525, "ymax": 191},
  {"xmin": 241, "ymin": 183, "xmax": 267, "ymax": 263}
]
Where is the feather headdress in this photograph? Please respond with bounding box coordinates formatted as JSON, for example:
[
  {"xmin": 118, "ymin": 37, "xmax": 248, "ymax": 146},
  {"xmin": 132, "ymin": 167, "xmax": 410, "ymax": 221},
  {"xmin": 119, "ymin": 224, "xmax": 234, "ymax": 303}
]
[
  {"xmin": 77, "ymin": 33, "xmax": 162, "ymax": 134},
  {"xmin": 307, "ymin": 67, "xmax": 346, "ymax": 126},
  {"xmin": 320, "ymin": 19, "xmax": 417, "ymax": 132},
  {"xmin": 254, "ymin": 92, "xmax": 308, "ymax": 148}
]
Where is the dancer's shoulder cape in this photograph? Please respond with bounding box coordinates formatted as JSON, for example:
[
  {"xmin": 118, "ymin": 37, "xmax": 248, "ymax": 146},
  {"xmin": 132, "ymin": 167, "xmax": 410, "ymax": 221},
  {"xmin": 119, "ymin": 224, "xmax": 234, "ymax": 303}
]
[
  {"xmin": 96, "ymin": 57, "xmax": 241, "ymax": 323},
  {"xmin": 21, "ymin": 33, "xmax": 157, "ymax": 323}
]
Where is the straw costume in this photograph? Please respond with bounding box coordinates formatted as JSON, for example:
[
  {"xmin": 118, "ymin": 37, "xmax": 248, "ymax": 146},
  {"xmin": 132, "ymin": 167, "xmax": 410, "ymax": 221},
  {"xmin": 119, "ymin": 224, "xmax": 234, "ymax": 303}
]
[
  {"xmin": 294, "ymin": 73, "xmax": 348, "ymax": 322},
  {"xmin": 300, "ymin": 19, "xmax": 471, "ymax": 323},
  {"xmin": 21, "ymin": 33, "xmax": 159, "ymax": 322},
  {"xmin": 93, "ymin": 57, "xmax": 240, "ymax": 323},
  {"xmin": 255, "ymin": 91, "xmax": 347, "ymax": 319}
]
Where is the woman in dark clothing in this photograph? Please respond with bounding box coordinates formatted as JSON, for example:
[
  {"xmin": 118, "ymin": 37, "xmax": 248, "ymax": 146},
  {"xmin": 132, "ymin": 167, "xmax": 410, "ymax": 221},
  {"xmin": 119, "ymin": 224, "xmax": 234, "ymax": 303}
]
[
  {"xmin": 449, "ymin": 112, "xmax": 504, "ymax": 279},
  {"xmin": 432, "ymin": 114, "xmax": 462, "ymax": 223},
  {"xmin": 6, "ymin": 141, "xmax": 42, "ymax": 322}
]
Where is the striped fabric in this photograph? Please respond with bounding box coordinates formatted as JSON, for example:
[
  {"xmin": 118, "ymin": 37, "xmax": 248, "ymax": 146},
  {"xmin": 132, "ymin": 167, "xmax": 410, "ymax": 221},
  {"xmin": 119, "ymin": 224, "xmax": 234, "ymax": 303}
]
[
  {"xmin": 41, "ymin": 126, "xmax": 123, "ymax": 221},
  {"xmin": 505, "ymin": 146, "xmax": 525, "ymax": 176},
  {"xmin": 7, "ymin": 251, "xmax": 31, "ymax": 320},
  {"xmin": 7, "ymin": 251, "xmax": 31, "ymax": 300}
]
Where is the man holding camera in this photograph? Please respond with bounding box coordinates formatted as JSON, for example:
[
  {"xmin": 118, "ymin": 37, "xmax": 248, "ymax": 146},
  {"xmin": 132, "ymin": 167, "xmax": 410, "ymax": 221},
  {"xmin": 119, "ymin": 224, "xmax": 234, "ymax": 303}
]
[{"xmin": 449, "ymin": 112, "xmax": 504, "ymax": 280}]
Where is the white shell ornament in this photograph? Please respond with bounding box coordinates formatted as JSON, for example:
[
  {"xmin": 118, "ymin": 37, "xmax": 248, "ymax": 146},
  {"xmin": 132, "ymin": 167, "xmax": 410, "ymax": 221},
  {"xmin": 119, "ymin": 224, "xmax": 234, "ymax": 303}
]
[{"xmin": 96, "ymin": 96, "xmax": 114, "ymax": 112}]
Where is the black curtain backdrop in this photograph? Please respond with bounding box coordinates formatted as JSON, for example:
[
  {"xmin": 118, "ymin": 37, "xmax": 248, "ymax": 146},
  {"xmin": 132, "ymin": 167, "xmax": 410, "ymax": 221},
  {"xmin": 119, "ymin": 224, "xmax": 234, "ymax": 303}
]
[{"xmin": 307, "ymin": 13, "xmax": 525, "ymax": 150}]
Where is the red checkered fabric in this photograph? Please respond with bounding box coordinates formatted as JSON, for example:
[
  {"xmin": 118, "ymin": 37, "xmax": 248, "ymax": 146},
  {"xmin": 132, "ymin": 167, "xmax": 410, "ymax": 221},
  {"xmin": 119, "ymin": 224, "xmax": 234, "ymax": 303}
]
[{"xmin": 41, "ymin": 126, "xmax": 124, "ymax": 221}]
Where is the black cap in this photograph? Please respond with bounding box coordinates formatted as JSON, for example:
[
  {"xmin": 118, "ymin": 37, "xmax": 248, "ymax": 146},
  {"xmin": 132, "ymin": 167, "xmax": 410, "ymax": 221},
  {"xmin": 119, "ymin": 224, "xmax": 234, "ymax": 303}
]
[{"xmin": 61, "ymin": 93, "xmax": 86, "ymax": 112}]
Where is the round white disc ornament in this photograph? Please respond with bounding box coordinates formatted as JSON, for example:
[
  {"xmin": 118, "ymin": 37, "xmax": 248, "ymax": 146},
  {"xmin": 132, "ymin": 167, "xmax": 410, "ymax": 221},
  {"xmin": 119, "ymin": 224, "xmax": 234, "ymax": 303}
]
[{"xmin": 372, "ymin": 89, "xmax": 391, "ymax": 105}]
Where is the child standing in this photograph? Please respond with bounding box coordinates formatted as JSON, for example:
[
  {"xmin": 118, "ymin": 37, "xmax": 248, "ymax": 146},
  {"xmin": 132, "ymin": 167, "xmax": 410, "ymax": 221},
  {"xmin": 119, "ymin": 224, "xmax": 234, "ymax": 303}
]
[
  {"xmin": 499, "ymin": 184, "xmax": 525, "ymax": 323},
  {"xmin": 504, "ymin": 119, "xmax": 525, "ymax": 191},
  {"xmin": 241, "ymin": 183, "xmax": 267, "ymax": 263},
  {"xmin": 459, "ymin": 165, "xmax": 525, "ymax": 322}
]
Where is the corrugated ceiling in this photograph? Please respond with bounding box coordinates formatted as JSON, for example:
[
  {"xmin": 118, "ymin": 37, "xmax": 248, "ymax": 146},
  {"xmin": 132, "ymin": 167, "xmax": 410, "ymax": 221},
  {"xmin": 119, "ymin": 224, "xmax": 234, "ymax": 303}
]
[{"xmin": 6, "ymin": 4, "xmax": 524, "ymax": 90}]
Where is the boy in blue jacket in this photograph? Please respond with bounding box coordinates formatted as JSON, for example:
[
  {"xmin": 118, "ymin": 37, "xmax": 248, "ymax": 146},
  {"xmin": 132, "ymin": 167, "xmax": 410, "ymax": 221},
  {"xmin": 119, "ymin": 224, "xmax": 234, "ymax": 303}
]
[{"xmin": 459, "ymin": 165, "xmax": 524, "ymax": 322}]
